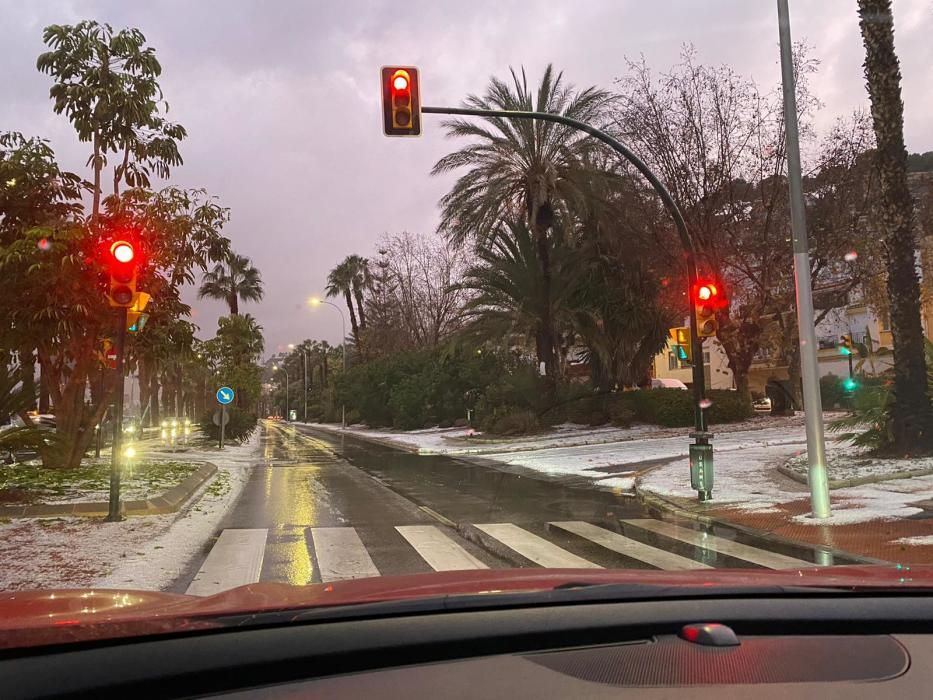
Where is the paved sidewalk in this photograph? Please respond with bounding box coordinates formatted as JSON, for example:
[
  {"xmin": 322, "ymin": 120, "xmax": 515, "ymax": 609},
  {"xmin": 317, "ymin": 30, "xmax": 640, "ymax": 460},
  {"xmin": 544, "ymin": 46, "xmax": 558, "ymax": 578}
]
[{"xmin": 653, "ymin": 492, "xmax": 933, "ymax": 565}]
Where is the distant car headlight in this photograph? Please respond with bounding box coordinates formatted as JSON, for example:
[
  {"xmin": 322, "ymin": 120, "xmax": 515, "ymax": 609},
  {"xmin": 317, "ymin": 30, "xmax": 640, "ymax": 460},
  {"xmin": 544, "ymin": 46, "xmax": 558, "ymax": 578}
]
[
  {"xmin": 161, "ymin": 420, "xmax": 168, "ymax": 428},
  {"xmin": 161, "ymin": 429, "xmax": 167, "ymax": 439},
  {"xmin": 124, "ymin": 446, "xmax": 136, "ymax": 458},
  {"xmin": 184, "ymin": 427, "xmax": 191, "ymax": 435},
  {"xmin": 171, "ymin": 420, "xmax": 178, "ymax": 428}
]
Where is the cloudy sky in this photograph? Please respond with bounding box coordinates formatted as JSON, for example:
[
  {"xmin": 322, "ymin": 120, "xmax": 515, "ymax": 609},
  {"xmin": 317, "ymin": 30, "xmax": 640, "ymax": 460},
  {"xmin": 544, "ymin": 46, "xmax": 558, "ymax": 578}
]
[{"xmin": 3, "ymin": 0, "xmax": 931, "ymax": 355}]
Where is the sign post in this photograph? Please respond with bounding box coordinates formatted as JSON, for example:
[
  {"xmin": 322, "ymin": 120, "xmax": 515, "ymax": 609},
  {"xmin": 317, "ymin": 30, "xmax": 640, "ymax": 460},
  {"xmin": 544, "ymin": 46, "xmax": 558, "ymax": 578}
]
[{"xmin": 216, "ymin": 386, "xmax": 235, "ymax": 449}]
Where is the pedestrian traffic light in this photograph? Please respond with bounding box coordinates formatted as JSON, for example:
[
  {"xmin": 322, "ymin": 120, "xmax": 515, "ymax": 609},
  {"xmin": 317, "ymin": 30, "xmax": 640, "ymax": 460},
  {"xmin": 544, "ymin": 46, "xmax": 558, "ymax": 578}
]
[
  {"xmin": 694, "ymin": 280, "xmax": 723, "ymax": 337},
  {"xmin": 669, "ymin": 326, "xmax": 692, "ymax": 364},
  {"xmin": 840, "ymin": 334, "xmax": 854, "ymax": 356},
  {"xmin": 381, "ymin": 66, "xmax": 421, "ymax": 136},
  {"xmin": 107, "ymin": 240, "xmax": 138, "ymax": 307}
]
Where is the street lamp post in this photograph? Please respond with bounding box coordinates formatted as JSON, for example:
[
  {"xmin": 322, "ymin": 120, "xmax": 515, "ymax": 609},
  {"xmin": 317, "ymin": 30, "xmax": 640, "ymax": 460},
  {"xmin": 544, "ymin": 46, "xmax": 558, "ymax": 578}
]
[
  {"xmin": 273, "ymin": 364, "xmax": 289, "ymax": 420},
  {"xmin": 309, "ymin": 298, "xmax": 348, "ymax": 429}
]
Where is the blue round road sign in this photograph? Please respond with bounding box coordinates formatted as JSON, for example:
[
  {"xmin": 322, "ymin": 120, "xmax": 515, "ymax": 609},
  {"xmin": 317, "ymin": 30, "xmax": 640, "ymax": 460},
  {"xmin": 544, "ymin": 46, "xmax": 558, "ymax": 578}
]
[{"xmin": 216, "ymin": 386, "xmax": 235, "ymax": 405}]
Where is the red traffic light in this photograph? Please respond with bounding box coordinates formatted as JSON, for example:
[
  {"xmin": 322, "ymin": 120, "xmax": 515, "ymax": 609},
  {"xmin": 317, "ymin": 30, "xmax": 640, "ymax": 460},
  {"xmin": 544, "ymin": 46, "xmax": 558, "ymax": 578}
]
[
  {"xmin": 693, "ymin": 279, "xmax": 724, "ymax": 338},
  {"xmin": 381, "ymin": 66, "xmax": 421, "ymax": 137},
  {"xmin": 392, "ymin": 71, "xmax": 409, "ymax": 91},
  {"xmin": 697, "ymin": 283, "xmax": 715, "ymax": 301},
  {"xmin": 111, "ymin": 241, "xmax": 135, "ymax": 264}
]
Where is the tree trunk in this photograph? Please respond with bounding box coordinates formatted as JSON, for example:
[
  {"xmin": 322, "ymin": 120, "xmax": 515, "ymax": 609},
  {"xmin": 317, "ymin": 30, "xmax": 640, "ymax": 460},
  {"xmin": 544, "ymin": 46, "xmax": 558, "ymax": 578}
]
[
  {"xmin": 91, "ymin": 133, "xmax": 102, "ymax": 224},
  {"xmin": 114, "ymin": 144, "xmax": 130, "ymax": 196},
  {"xmin": 353, "ymin": 286, "xmax": 367, "ymax": 331},
  {"xmin": 228, "ymin": 290, "xmax": 239, "ymax": 316},
  {"xmin": 138, "ymin": 360, "xmax": 151, "ymax": 426},
  {"xmin": 38, "ymin": 364, "xmax": 51, "ymax": 413},
  {"xmin": 344, "ymin": 290, "xmax": 360, "ymax": 348},
  {"xmin": 858, "ymin": 0, "xmax": 933, "ymax": 451},
  {"xmin": 18, "ymin": 347, "xmax": 37, "ymax": 411},
  {"xmin": 532, "ymin": 218, "xmax": 558, "ymax": 400},
  {"xmin": 150, "ymin": 373, "xmax": 161, "ymax": 426}
]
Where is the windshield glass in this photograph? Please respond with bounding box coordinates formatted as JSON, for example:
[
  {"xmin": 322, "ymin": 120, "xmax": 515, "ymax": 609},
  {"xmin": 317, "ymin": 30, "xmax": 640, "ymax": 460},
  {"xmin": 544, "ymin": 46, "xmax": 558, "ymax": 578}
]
[{"xmin": 2, "ymin": 0, "xmax": 932, "ymax": 647}]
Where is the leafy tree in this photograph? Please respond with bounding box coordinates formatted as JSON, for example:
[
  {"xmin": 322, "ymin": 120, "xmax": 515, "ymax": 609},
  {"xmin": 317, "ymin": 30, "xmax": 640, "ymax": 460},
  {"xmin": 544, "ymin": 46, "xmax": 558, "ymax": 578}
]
[
  {"xmin": 857, "ymin": 0, "xmax": 933, "ymax": 451},
  {"xmin": 36, "ymin": 21, "xmax": 185, "ymax": 221},
  {"xmin": 326, "ymin": 256, "xmax": 361, "ymax": 347},
  {"xmin": 454, "ymin": 219, "xmax": 581, "ymax": 370},
  {"xmin": 432, "ymin": 65, "xmax": 619, "ymax": 385},
  {"xmin": 198, "ymin": 252, "xmax": 264, "ymax": 315}
]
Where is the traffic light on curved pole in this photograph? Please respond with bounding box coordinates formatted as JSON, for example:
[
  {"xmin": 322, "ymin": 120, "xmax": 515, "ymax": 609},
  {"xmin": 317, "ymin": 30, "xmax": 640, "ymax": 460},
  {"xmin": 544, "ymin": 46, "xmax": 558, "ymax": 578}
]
[
  {"xmin": 107, "ymin": 239, "xmax": 139, "ymax": 308},
  {"xmin": 694, "ymin": 280, "xmax": 724, "ymax": 338},
  {"xmin": 381, "ymin": 66, "xmax": 421, "ymax": 136}
]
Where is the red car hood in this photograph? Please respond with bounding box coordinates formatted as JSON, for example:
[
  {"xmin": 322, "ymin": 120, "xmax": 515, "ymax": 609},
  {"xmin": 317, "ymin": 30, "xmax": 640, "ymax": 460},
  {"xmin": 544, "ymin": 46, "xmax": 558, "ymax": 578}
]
[{"xmin": 0, "ymin": 564, "xmax": 927, "ymax": 650}]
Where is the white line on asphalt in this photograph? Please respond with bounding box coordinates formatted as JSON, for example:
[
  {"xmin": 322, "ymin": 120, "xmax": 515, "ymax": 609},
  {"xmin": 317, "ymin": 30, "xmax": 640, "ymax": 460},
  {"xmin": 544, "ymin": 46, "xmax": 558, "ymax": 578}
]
[
  {"xmin": 396, "ymin": 525, "xmax": 489, "ymax": 571},
  {"xmin": 475, "ymin": 523, "xmax": 602, "ymax": 569},
  {"xmin": 311, "ymin": 527, "xmax": 380, "ymax": 581},
  {"xmin": 549, "ymin": 521, "xmax": 712, "ymax": 570},
  {"xmin": 622, "ymin": 519, "xmax": 816, "ymax": 569},
  {"xmin": 185, "ymin": 528, "xmax": 268, "ymax": 596}
]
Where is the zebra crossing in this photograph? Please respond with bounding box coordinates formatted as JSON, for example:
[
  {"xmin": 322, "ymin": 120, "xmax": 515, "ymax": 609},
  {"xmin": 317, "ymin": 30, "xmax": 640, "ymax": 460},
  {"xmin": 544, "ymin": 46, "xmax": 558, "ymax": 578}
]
[{"xmin": 185, "ymin": 518, "xmax": 818, "ymax": 596}]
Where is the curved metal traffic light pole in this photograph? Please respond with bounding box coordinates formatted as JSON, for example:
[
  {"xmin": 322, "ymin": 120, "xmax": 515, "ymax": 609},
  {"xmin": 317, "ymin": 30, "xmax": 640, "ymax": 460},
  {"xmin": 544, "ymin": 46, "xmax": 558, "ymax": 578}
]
[{"xmin": 422, "ymin": 105, "xmax": 709, "ymax": 438}]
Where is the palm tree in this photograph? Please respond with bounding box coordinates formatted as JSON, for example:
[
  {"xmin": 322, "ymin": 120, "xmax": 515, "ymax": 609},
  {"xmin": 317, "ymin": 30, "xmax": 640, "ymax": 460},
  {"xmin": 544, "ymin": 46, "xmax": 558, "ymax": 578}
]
[
  {"xmin": 454, "ymin": 219, "xmax": 580, "ymax": 370},
  {"xmin": 198, "ymin": 252, "xmax": 264, "ymax": 315},
  {"xmin": 432, "ymin": 64, "xmax": 618, "ymax": 382},
  {"xmin": 857, "ymin": 0, "xmax": 933, "ymax": 450},
  {"xmin": 345, "ymin": 254, "xmax": 371, "ymax": 331},
  {"xmin": 326, "ymin": 257, "xmax": 360, "ymax": 347}
]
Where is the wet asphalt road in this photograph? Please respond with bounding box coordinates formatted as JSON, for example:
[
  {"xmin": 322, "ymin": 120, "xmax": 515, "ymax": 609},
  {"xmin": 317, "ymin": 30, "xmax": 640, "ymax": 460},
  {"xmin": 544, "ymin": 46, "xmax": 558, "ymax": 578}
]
[{"xmin": 171, "ymin": 421, "xmax": 857, "ymax": 593}]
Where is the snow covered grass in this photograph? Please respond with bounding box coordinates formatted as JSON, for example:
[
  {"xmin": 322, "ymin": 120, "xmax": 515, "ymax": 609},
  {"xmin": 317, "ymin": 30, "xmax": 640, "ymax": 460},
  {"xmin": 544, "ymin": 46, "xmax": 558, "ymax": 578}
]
[
  {"xmin": 638, "ymin": 440, "xmax": 933, "ymax": 525},
  {"xmin": 893, "ymin": 535, "xmax": 933, "ymax": 546},
  {"xmin": 0, "ymin": 460, "xmax": 199, "ymax": 504},
  {"xmin": 306, "ymin": 412, "xmax": 828, "ymax": 457},
  {"xmin": 0, "ymin": 432, "xmax": 262, "ymax": 592},
  {"xmin": 783, "ymin": 448, "xmax": 933, "ymax": 484}
]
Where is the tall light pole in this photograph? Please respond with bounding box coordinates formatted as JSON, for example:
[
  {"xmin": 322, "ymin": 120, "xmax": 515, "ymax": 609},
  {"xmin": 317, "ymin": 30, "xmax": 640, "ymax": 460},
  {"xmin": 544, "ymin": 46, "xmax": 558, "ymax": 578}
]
[
  {"xmin": 288, "ymin": 343, "xmax": 309, "ymax": 423},
  {"xmin": 309, "ymin": 297, "xmax": 348, "ymax": 428},
  {"xmin": 777, "ymin": 0, "xmax": 831, "ymax": 519},
  {"xmin": 273, "ymin": 364, "xmax": 289, "ymax": 421}
]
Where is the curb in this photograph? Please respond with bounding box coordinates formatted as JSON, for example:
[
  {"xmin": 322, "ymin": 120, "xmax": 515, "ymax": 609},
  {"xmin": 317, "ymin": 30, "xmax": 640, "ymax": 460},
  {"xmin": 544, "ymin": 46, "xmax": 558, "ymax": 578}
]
[
  {"xmin": 776, "ymin": 464, "xmax": 933, "ymax": 490},
  {"xmin": 0, "ymin": 462, "xmax": 217, "ymax": 519},
  {"xmin": 633, "ymin": 486, "xmax": 887, "ymax": 566},
  {"xmin": 298, "ymin": 423, "xmax": 420, "ymax": 453}
]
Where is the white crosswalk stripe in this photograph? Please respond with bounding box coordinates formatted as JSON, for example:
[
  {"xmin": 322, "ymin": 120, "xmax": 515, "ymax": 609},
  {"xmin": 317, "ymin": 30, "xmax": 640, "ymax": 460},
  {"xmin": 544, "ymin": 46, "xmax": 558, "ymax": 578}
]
[
  {"xmin": 475, "ymin": 523, "xmax": 602, "ymax": 569},
  {"xmin": 396, "ymin": 525, "xmax": 489, "ymax": 571},
  {"xmin": 311, "ymin": 527, "xmax": 381, "ymax": 582},
  {"xmin": 186, "ymin": 528, "xmax": 268, "ymax": 596},
  {"xmin": 189, "ymin": 518, "xmax": 821, "ymax": 593},
  {"xmin": 622, "ymin": 519, "xmax": 817, "ymax": 569},
  {"xmin": 550, "ymin": 521, "xmax": 712, "ymax": 570}
]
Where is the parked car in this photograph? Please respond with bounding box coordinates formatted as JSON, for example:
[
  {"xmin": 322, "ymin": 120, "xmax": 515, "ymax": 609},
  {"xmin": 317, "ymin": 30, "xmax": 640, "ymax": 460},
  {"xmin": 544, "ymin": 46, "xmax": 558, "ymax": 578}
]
[
  {"xmin": 753, "ymin": 397, "xmax": 773, "ymax": 413},
  {"xmin": 650, "ymin": 378, "xmax": 689, "ymax": 390}
]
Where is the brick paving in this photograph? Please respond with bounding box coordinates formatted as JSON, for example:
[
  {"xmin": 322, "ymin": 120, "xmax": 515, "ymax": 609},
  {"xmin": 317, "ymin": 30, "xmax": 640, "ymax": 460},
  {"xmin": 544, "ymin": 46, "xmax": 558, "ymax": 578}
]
[{"xmin": 687, "ymin": 497, "xmax": 933, "ymax": 565}]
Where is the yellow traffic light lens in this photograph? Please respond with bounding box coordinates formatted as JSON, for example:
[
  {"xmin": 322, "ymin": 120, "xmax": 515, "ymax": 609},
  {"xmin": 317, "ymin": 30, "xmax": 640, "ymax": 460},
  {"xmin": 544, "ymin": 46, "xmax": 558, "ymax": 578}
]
[{"xmin": 111, "ymin": 241, "xmax": 134, "ymax": 263}]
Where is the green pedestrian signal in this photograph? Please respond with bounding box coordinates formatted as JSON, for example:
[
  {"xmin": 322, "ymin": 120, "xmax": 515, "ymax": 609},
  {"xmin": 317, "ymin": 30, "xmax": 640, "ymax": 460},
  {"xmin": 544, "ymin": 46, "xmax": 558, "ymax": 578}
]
[{"xmin": 843, "ymin": 377, "xmax": 858, "ymax": 392}]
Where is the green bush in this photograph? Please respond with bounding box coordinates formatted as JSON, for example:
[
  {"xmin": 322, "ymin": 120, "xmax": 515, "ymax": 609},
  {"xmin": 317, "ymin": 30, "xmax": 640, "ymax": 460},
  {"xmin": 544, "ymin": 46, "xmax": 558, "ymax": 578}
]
[
  {"xmin": 199, "ymin": 407, "xmax": 257, "ymax": 443},
  {"xmin": 609, "ymin": 404, "xmax": 635, "ymax": 428},
  {"xmin": 820, "ymin": 374, "xmax": 846, "ymax": 409},
  {"xmin": 489, "ymin": 409, "xmax": 540, "ymax": 436},
  {"xmin": 627, "ymin": 389, "xmax": 694, "ymax": 427},
  {"xmin": 707, "ymin": 390, "xmax": 753, "ymax": 423}
]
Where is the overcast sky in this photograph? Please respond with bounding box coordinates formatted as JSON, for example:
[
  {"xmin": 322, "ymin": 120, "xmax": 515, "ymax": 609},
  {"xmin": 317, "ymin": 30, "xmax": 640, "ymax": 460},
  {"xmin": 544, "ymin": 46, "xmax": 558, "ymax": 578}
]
[{"xmin": 3, "ymin": 0, "xmax": 931, "ymax": 355}]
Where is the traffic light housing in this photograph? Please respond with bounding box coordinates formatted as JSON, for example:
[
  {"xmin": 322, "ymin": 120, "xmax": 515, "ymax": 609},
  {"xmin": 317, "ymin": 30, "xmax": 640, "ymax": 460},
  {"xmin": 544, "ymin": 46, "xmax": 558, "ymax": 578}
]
[
  {"xmin": 382, "ymin": 66, "xmax": 421, "ymax": 136},
  {"xmin": 669, "ymin": 326, "xmax": 692, "ymax": 364},
  {"xmin": 107, "ymin": 240, "xmax": 138, "ymax": 307},
  {"xmin": 694, "ymin": 280, "xmax": 723, "ymax": 338},
  {"xmin": 840, "ymin": 334, "xmax": 854, "ymax": 356}
]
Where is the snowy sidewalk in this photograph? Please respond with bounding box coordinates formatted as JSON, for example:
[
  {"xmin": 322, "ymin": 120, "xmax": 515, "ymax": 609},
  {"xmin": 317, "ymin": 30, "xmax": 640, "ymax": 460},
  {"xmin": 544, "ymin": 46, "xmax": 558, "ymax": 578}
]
[
  {"xmin": 304, "ymin": 419, "xmax": 813, "ymax": 492},
  {"xmin": 0, "ymin": 433, "xmax": 262, "ymax": 592},
  {"xmin": 637, "ymin": 443, "xmax": 933, "ymax": 564}
]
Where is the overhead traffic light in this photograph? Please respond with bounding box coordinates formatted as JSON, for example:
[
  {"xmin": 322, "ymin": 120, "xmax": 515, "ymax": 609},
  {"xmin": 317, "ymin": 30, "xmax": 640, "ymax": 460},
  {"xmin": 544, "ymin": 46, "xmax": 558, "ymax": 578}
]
[
  {"xmin": 381, "ymin": 66, "xmax": 421, "ymax": 136},
  {"xmin": 107, "ymin": 240, "xmax": 138, "ymax": 307},
  {"xmin": 694, "ymin": 280, "xmax": 724, "ymax": 338},
  {"xmin": 669, "ymin": 326, "xmax": 692, "ymax": 364}
]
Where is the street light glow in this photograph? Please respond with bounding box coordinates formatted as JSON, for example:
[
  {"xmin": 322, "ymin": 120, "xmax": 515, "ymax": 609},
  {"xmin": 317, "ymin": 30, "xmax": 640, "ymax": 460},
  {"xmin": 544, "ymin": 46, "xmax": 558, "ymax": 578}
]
[{"xmin": 308, "ymin": 297, "xmax": 321, "ymax": 306}]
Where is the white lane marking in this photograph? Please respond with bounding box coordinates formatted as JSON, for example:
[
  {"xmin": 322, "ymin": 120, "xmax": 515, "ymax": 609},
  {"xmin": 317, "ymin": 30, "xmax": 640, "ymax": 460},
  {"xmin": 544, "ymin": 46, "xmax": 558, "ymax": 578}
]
[
  {"xmin": 475, "ymin": 523, "xmax": 601, "ymax": 569},
  {"xmin": 186, "ymin": 528, "xmax": 268, "ymax": 596},
  {"xmin": 550, "ymin": 521, "xmax": 712, "ymax": 570},
  {"xmin": 311, "ymin": 527, "xmax": 380, "ymax": 582},
  {"xmin": 622, "ymin": 519, "xmax": 816, "ymax": 569},
  {"xmin": 396, "ymin": 525, "xmax": 489, "ymax": 571}
]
